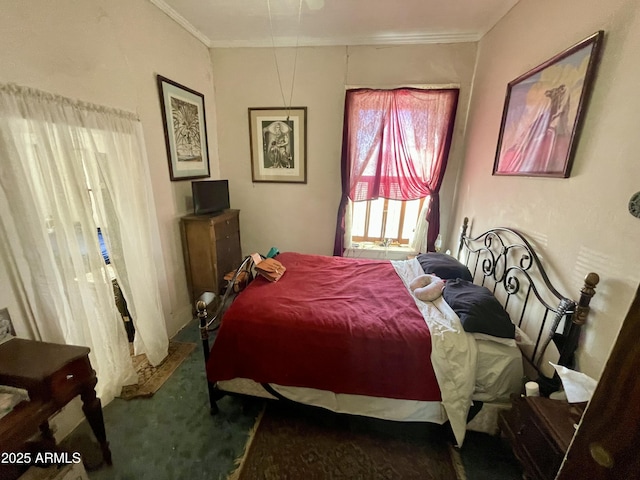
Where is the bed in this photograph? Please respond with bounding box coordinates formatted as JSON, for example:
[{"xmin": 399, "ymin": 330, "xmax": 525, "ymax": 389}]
[{"xmin": 196, "ymin": 218, "xmax": 599, "ymax": 446}]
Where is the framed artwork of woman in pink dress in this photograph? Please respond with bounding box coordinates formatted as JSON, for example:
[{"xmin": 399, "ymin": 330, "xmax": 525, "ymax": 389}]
[{"xmin": 493, "ymin": 31, "xmax": 604, "ymax": 178}]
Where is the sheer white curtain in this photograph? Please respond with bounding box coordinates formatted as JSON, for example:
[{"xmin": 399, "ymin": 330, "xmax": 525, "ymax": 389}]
[
  {"xmin": 343, "ymin": 200, "xmax": 353, "ymax": 250},
  {"xmin": 409, "ymin": 202, "xmax": 429, "ymax": 254},
  {"xmin": 0, "ymin": 83, "xmax": 169, "ymax": 402}
]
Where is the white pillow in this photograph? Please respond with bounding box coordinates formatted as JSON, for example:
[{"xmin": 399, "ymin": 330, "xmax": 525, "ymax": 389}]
[
  {"xmin": 515, "ymin": 325, "xmax": 535, "ymax": 346},
  {"xmin": 472, "ymin": 332, "xmax": 517, "ymax": 348},
  {"xmin": 472, "ymin": 325, "xmax": 534, "ymax": 348}
]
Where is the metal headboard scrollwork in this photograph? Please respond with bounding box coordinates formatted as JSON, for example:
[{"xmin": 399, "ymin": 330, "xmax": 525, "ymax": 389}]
[{"xmin": 457, "ymin": 217, "xmax": 599, "ymax": 390}]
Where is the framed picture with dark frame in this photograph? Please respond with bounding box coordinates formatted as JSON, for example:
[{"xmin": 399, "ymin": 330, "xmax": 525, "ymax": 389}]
[
  {"xmin": 493, "ymin": 31, "xmax": 604, "ymax": 178},
  {"xmin": 157, "ymin": 75, "xmax": 210, "ymax": 181},
  {"xmin": 248, "ymin": 107, "xmax": 307, "ymax": 183}
]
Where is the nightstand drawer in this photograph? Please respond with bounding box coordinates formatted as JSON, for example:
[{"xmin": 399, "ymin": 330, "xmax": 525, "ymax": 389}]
[
  {"xmin": 499, "ymin": 395, "xmax": 585, "ymax": 480},
  {"xmin": 49, "ymin": 357, "xmax": 93, "ymax": 404},
  {"xmin": 515, "ymin": 413, "xmax": 564, "ymax": 480}
]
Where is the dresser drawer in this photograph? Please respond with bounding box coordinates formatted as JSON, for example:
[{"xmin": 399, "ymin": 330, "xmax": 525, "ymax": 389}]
[
  {"xmin": 216, "ymin": 234, "xmax": 242, "ymax": 286},
  {"xmin": 181, "ymin": 210, "xmax": 241, "ymax": 306},
  {"xmin": 214, "ymin": 214, "xmax": 239, "ymax": 240}
]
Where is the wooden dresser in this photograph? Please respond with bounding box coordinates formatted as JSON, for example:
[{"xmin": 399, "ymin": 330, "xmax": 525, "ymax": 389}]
[
  {"xmin": 499, "ymin": 395, "xmax": 586, "ymax": 480},
  {"xmin": 180, "ymin": 210, "xmax": 242, "ymax": 307}
]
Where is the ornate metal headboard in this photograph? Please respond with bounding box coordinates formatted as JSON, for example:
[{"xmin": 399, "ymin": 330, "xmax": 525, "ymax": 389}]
[{"xmin": 456, "ymin": 217, "xmax": 599, "ymax": 392}]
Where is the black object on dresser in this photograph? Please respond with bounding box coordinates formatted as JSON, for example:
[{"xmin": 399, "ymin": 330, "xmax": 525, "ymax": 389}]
[{"xmin": 499, "ymin": 394, "xmax": 586, "ymax": 480}]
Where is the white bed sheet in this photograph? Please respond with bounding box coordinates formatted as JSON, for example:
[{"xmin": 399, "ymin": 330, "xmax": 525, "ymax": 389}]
[{"xmin": 473, "ymin": 339, "xmax": 523, "ymax": 403}]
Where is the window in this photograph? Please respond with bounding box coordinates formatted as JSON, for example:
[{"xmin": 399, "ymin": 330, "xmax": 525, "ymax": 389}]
[
  {"xmin": 352, "ymin": 197, "xmax": 426, "ymax": 245},
  {"xmin": 334, "ymin": 88, "xmax": 458, "ymax": 255}
]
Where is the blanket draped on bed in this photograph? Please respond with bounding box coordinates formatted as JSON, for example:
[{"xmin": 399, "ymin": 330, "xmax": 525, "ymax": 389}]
[
  {"xmin": 207, "ymin": 252, "xmax": 476, "ymax": 445},
  {"xmin": 392, "ymin": 258, "xmax": 477, "ymax": 446}
]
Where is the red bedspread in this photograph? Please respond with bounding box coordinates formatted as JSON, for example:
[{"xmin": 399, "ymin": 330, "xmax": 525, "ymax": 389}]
[{"xmin": 207, "ymin": 252, "xmax": 441, "ymax": 401}]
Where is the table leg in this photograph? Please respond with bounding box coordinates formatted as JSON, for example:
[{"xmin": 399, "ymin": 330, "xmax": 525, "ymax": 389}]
[
  {"xmin": 80, "ymin": 387, "xmax": 112, "ymax": 466},
  {"xmin": 39, "ymin": 421, "xmax": 54, "ymax": 441}
]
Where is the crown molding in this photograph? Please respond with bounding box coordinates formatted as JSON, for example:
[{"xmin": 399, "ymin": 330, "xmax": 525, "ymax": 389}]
[
  {"xmin": 149, "ymin": 0, "xmax": 481, "ymax": 49},
  {"xmin": 149, "ymin": 0, "xmax": 211, "ymax": 47},
  {"xmin": 210, "ymin": 31, "xmax": 482, "ymax": 48}
]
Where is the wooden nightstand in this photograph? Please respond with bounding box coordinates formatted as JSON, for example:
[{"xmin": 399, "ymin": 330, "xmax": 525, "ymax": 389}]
[
  {"xmin": 0, "ymin": 338, "xmax": 111, "ymax": 476},
  {"xmin": 498, "ymin": 395, "xmax": 586, "ymax": 480}
]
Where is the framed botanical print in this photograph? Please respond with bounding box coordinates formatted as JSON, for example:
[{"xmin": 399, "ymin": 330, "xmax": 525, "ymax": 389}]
[
  {"xmin": 248, "ymin": 107, "xmax": 307, "ymax": 183},
  {"xmin": 157, "ymin": 75, "xmax": 210, "ymax": 181},
  {"xmin": 493, "ymin": 31, "xmax": 604, "ymax": 178}
]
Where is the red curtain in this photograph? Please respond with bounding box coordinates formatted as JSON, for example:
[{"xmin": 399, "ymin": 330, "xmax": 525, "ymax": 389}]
[{"xmin": 333, "ymin": 88, "xmax": 459, "ymax": 255}]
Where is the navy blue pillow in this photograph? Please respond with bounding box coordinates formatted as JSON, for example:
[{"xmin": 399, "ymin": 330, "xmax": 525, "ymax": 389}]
[
  {"xmin": 416, "ymin": 252, "xmax": 473, "ymax": 282},
  {"xmin": 443, "ymin": 278, "xmax": 515, "ymax": 339}
]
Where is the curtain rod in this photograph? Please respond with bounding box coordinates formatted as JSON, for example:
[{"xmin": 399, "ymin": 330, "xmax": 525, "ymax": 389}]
[
  {"xmin": 0, "ymin": 82, "xmax": 139, "ymax": 121},
  {"xmin": 345, "ymin": 84, "xmax": 460, "ymax": 90}
]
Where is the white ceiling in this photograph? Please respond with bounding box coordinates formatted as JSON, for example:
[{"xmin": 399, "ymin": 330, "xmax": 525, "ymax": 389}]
[{"xmin": 150, "ymin": 0, "xmax": 520, "ymax": 48}]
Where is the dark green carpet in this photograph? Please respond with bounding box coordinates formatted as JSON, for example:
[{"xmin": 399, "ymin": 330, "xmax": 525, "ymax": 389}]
[{"xmin": 64, "ymin": 319, "xmax": 522, "ymax": 480}]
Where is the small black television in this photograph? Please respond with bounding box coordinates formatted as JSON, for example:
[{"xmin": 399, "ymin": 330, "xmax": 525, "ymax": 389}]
[{"xmin": 192, "ymin": 180, "xmax": 230, "ymax": 215}]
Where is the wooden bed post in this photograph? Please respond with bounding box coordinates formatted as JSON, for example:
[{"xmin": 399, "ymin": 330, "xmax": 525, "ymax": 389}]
[
  {"xmin": 558, "ymin": 272, "xmax": 600, "ymax": 368},
  {"xmin": 196, "ymin": 300, "xmax": 219, "ymax": 415}
]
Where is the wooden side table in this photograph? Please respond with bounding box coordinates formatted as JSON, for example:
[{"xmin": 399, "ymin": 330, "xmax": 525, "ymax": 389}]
[
  {"xmin": 499, "ymin": 394, "xmax": 586, "ymax": 480},
  {"xmin": 0, "ymin": 339, "xmax": 111, "ymax": 468}
]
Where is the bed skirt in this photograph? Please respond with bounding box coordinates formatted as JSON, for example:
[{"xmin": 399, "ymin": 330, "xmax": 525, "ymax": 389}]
[{"xmin": 215, "ymin": 377, "xmax": 508, "ymax": 435}]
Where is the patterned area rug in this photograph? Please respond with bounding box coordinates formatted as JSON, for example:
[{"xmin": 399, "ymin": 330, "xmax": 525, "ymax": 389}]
[
  {"xmin": 118, "ymin": 341, "xmax": 196, "ymax": 400},
  {"xmin": 229, "ymin": 402, "xmax": 466, "ymax": 480}
]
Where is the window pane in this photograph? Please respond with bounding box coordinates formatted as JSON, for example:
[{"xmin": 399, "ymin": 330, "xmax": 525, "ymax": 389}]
[
  {"xmin": 402, "ymin": 198, "xmax": 425, "ymax": 239},
  {"xmin": 351, "ymin": 201, "xmax": 367, "ymax": 237},
  {"xmin": 367, "ymin": 198, "xmax": 384, "ymax": 239},
  {"xmin": 384, "ymin": 200, "xmax": 402, "ymax": 240}
]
